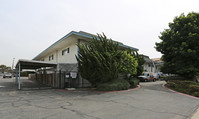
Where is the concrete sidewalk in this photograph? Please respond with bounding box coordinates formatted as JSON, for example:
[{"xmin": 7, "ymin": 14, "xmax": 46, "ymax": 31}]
[{"xmin": 190, "ymin": 107, "xmax": 199, "ymax": 119}]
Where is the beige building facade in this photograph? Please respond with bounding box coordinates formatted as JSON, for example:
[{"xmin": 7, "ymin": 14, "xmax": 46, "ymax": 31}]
[{"xmin": 29, "ymin": 31, "xmax": 139, "ymax": 88}]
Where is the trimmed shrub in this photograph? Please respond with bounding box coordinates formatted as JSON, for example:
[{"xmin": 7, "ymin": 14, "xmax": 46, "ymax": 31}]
[
  {"xmin": 169, "ymin": 80, "xmax": 198, "ymax": 89},
  {"xmin": 189, "ymin": 85, "xmax": 199, "ymax": 93},
  {"xmin": 97, "ymin": 79, "xmax": 130, "ymax": 91},
  {"xmin": 167, "ymin": 80, "xmax": 199, "ymax": 97},
  {"xmin": 128, "ymin": 78, "xmax": 140, "ymax": 88},
  {"xmin": 176, "ymin": 88, "xmax": 189, "ymax": 94},
  {"xmin": 169, "ymin": 82, "xmax": 176, "ymax": 88},
  {"xmin": 179, "ymin": 81, "xmax": 192, "ymax": 89},
  {"xmin": 182, "ymin": 81, "xmax": 198, "ymax": 85},
  {"xmin": 165, "ymin": 76, "xmax": 187, "ymax": 81},
  {"xmin": 193, "ymin": 92, "xmax": 199, "ymax": 97}
]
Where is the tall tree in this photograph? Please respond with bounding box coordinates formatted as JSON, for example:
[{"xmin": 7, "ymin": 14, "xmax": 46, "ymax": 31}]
[{"xmin": 155, "ymin": 12, "xmax": 199, "ymax": 79}]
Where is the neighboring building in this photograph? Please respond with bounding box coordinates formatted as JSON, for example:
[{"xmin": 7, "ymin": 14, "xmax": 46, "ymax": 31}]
[
  {"xmin": 142, "ymin": 55, "xmax": 156, "ymax": 73},
  {"xmin": 16, "ymin": 31, "xmax": 138, "ymax": 89},
  {"xmin": 142, "ymin": 55, "xmax": 163, "ymax": 74},
  {"xmin": 152, "ymin": 58, "xmax": 163, "ymax": 73}
]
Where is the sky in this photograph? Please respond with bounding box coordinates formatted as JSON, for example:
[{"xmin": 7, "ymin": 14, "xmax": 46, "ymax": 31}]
[{"xmin": 0, "ymin": 0, "xmax": 199, "ymax": 67}]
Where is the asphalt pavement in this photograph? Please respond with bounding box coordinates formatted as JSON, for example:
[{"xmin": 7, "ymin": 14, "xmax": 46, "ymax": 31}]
[{"xmin": 0, "ymin": 77, "xmax": 199, "ymax": 119}]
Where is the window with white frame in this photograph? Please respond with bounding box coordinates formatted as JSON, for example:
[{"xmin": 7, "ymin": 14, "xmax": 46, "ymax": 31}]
[
  {"xmin": 62, "ymin": 48, "xmax": 70, "ymax": 55},
  {"xmin": 49, "ymin": 55, "xmax": 54, "ymax": 61}
]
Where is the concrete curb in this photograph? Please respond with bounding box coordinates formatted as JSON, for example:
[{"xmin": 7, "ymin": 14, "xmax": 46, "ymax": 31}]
[{"xmin": 57, "ymin": 85, "xmax": 141, "ymax": 93}]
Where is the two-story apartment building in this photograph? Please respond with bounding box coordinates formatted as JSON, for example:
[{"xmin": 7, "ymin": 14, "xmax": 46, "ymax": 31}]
[{"xmin": 16, "ymin": 31, "xmax": 138, "ymax": 89}]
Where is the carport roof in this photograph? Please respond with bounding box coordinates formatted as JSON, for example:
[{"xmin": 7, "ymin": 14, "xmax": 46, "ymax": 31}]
[{"xmin": 15, "ymin": 59, "xmax": 57, "ymax": 70}]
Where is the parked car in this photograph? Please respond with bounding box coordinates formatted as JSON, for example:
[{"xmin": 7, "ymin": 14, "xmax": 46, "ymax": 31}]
[
  {"xmin": 160, "ymin": 74, "xmax": 168, "ymax": 80},
  {"xmin": 138, "ymin": 72, "xmax": 155, "ymax": 82},
  {"xmin": 153, "ymin": 73, "xmax": 160, "ymax": 80},
  {"xmin": 3, "ymin": 73, "xmax": 12, "ymax": 78}
]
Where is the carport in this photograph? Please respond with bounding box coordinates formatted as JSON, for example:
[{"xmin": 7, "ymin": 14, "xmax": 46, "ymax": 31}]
[{"xmin": 15, "ymin": 59, "xmax": 57, "ymax": 90}]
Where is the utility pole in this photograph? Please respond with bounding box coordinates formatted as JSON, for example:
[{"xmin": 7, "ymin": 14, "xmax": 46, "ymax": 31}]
[{"xmin": 12, "ymin": 58, "xmax": 15, "ymax": 70}]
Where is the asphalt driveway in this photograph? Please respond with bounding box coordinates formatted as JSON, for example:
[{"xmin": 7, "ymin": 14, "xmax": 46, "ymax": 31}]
[{"xmin": 0, "ymin": 77, "xmax": 199, "ymax": 119}]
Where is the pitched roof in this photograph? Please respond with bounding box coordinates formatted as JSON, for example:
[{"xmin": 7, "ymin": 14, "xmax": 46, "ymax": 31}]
[{"xmin": 33, "ymin": 31, "xmax": 138, "ymax": 60}]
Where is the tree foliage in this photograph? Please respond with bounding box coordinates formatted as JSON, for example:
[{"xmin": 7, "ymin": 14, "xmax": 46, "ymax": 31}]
[
  {"xmin": 76, "ymin": 33, "xmax": 138, "ymax": 86},
  {"xmin": 0, "ymin": 65, "xmax": 11, "ymax": 73},
  {"xmin": 156, "ymin": 12, "xmax": 199, "ymax": 79},
  {"xmin": 135, "ymin": 54, "xmax": 145, "ymax": 77},
  {"xmin": 122, "ymin": 51, "xmax": 144, "ymax": 77},
  {"xmin": 121, "ymin": 51, "xmax": 138, "ymax": 76}
]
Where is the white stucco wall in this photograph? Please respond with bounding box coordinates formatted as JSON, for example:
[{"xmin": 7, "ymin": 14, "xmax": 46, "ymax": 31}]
[
  {"xmin": 143, "ymin": 62, "xmax": 158, "ymax": 73},
  {"xmin": 57, "ymin": 43, "xmax": 78, "ymax": 63},
  {"xmin": 39, "ymin": 39, "xmax": 78, "ymax": 64}
]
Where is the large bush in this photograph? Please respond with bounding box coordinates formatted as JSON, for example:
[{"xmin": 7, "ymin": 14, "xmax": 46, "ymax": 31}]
[
  {"xmin": 97, "ymin": 79, "xmax": 130, "ymax": 91},
  {"xmin": 76, "ymin": 33, "xmax": 138, "ymax": 87}
]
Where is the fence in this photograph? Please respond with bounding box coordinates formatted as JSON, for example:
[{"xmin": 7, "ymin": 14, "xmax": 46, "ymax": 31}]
[{"xmin": 29, "ymin": 70, "xmax": 91, "ymax": 89}]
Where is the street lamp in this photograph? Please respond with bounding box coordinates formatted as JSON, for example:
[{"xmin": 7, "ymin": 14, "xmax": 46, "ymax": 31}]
[{"xmin": 12, "ymin": 58, "xmax": 15, "ymax": 70}]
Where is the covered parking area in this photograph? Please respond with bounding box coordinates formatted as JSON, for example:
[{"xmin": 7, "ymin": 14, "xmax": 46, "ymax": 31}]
[{"xmin": 15, "ymin": 59, "xmax": 57, "ymax": 90}]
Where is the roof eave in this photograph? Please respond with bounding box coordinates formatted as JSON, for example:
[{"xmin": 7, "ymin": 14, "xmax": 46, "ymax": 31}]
[{"xmin": 33, "ymin": 31, "xmax": 138, "ymax": 60}]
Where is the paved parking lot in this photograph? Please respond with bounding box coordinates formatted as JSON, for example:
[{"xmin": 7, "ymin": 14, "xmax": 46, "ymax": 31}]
[{"xmin": 0, "ymin": 77, "xmax": 199, "ymax": 119}]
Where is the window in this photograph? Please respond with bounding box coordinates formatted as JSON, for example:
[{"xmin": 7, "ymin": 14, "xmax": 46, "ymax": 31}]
[
  {"xmin": 62, "ymin": 48, "xmax": 70, "ymax": 55},
  {"xmin": 49, "ymin": 55, "xmax": 54, "ymax": 61}
]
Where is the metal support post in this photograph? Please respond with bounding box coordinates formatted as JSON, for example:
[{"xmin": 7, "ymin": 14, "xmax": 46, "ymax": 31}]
[{"xmin": 18, "ymin": 63, "xmax": 21, "ymax": 90}]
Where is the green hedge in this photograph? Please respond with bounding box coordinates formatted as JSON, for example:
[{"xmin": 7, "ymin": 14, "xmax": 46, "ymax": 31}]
[
  {"xmin": 97, "ymin": 79, "xmax": 130, "ymax": 91},
  {"xmin": 168, "ymin": 80, "xmax": 199, "ymax": 97},
  {"xmin": 128, "ymin": 78, "xmax": 140, "ymax": 88},
  {"xmin": 189, "ymin": 85, "xmax": 199, "ymax": 93},
  {"xmin": 169, "ymin": 82, "xmax": 176, "ymax": 88},
  {"xmin": 165, "ymin": 76, "xmax": 187, "ymax": 81},
  {"xmin": 193, "ymin": 92, "xmax": 199, "ymax": 97}
]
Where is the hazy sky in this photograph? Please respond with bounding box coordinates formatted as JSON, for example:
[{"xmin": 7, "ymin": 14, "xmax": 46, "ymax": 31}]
[{"xmin": 0, "ymin": 0, "xmax": 198, "ymax": 67}]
